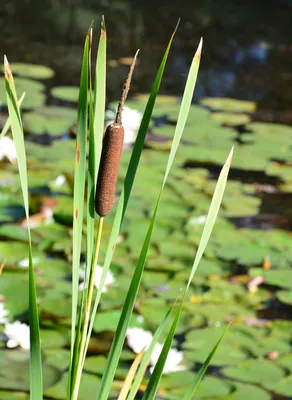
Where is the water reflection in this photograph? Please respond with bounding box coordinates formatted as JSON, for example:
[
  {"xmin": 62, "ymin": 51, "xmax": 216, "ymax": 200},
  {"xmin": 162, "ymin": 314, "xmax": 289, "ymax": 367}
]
[{"xmin": 0, "ymin": 0, "xmax": 292, "ymax": 116}]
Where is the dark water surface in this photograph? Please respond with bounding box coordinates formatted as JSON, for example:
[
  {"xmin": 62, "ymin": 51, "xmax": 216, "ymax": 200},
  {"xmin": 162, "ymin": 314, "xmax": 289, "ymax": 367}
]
[{"xmin": 1, "ymin": 0, "xmax": 292, "ymax": 119}]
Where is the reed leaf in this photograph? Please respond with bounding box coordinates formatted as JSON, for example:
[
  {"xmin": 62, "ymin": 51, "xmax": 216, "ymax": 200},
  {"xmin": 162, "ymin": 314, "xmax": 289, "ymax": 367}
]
[
  {"xmin": 142, "ymin": 146, "xmax": 233, "ymax": 400},
  {"xmin": 4, "ymin": 57, "xmax": 43, "ymax": 400}
]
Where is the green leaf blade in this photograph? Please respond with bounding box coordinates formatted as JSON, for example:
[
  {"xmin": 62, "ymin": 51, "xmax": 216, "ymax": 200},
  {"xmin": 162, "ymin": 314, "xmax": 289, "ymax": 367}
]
[{"xmin": 4, "ymin": 57, "xmax": 43, "ymax": 400}]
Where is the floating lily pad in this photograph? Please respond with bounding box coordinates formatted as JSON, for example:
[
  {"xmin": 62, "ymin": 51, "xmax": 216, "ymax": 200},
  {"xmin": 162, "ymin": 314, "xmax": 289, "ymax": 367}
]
[
  {"xmin": 1, "ymin": 63, "xmax": 54, "ymax": 79},
  {"xmin": 222, "ymin": 383, "xmax": 271, "ymax": 400},
  {"xmin": 277, "ymin": 290, "xmax": 292, "ymax": 305},
  {"xmin": 44, "ymin": 372, "xmax": 101, "ymax": 399},
  {"xmin": 211, "ymin": 112, "xmax": 251, "ymax": 126},
  {"xmin": 201, "ymin": 97, "xmax": 256, "ymax": 113},
  {"xmin": 249, "ymin": 269, "xmax": 292, "ymax": 290},
  {"xmin": 0, "ymin": 350, "xmax": 59, "ymax": 391},
  {"xmin": 51, "ymin": 86, "xmax": 80, "ymax": 102},
  {"xmin": 264, "ymin": 375, "xmax": 292, "ymax": 397},
  {"xmin": 0, "ymin": 77, "xmax": 46, "ymax": 108},
  {"xmin": 222, "ymin": 359, "xmax": 285, "ymax": 384},
  {"xmin": 23, "ymin": 106, "xmax": 76, "ymax": 136}
]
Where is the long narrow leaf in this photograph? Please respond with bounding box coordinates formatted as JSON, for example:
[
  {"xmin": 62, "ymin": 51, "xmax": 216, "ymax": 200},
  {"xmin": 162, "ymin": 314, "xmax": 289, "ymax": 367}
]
[
  {"xmin": 96, "ymin": 34, "xmax": 201, "ymax": 400},
  {"xmin": 143, "ymin": 146, "xmax": 233, "ymax": 400},
  {"xmin": 87, "ymin": 17, "xmax": 107, "ymax": 271},
  {"xmin": 118, "ymin": 348, "xmax": 145, "ymax": 400},
  {"xmin": 69, "ymin": 28, "xmax": 90, "ymax": 391},
  {"xmin": 182, "ymin": 323, "xmax": 231, "ymax": 400},
  {"xmin": 4, "ymin": 57, "xmax": 43, "ymax": 400},
  {"xmin": 86, "ymin": 20, "xmax": 180, "ymax": 359}
]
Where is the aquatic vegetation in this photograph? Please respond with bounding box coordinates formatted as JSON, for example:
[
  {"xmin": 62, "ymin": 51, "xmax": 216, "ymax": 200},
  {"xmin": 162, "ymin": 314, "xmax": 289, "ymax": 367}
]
[{"xmin": 0, "ymin": 16, "xmax": 291, "ymax": 400}]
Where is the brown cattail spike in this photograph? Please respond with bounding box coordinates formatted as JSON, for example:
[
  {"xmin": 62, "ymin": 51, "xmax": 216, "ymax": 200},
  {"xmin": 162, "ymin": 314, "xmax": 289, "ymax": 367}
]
[
  {"xmin": 95, "ymin": 123, "xmax": 124, "ymax": 217},
  {"xmin": 95, "ymin": 51, "xmax": 139, "ymax": 217}
]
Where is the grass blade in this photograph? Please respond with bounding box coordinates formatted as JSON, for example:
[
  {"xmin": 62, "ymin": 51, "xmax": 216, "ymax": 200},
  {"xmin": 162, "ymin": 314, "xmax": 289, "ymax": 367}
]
[
  {"xmin": 182, "ymin": 323, "xmax": 231, "ymax": 400},
  {"xmin": 96, "ymin": 32, "xmax": 201, "ymax": 400},
  {"xmin": 4, "ymin": 57, "xmax": 43, "ymax": 400},
  {"xmin": 68, "ymin": 28, "xmax": 90, "ymax": 394},
  {"xmin": 118, "ymin": 348, "xmax": 146, "ymax": 400},
  {"xmin": 142, "ymin": 146, "xmax": 233, "ymax": 400},
  {"xmin": 85, "ymin": 20, "xmax": 180, "ymax": 360},
  {"xmin": 87, "ymin": 17, "xmax": 107, "ymax": 270}
]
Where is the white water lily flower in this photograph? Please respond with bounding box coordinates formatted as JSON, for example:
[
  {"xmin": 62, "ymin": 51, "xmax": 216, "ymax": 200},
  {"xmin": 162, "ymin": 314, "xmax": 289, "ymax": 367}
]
[
  {"xmin": 0, "ymin": 302, "xmax": 9, "ymax": 324},
  {"xmin": 126, "ymin": 327, "xmax": 186, "ymax": 374},
  {"xmin": 126, "ymin": 327, "xmax": 153, "ymax": 354},
  {"xmin": 106, "ymin": 106, "xmax": 142, "ymax": 148},
  {"xmin": 0, "ymin": 136, "xmax": 17, "ymax": 163},
  {"xmin": 189, "ymin": 215, "xmax": 207, "ymax": 226},
  {"xmin": 18, "ymin": 257, "xmax": 40, "ymax": 268},
  {"xmin": 150, "ymin": 344, "xmax": 186, "ymax": 374},
  {"xmin": 4, "ymin": 321, "xmax": 30, "ymax": 350},
  {"xmin": 54, "ymin": 175, "xmax": 66, "ymax": 187},
  {"xmin": 79, "ymin": 265, "xmax": 115, "ymax": 292}
]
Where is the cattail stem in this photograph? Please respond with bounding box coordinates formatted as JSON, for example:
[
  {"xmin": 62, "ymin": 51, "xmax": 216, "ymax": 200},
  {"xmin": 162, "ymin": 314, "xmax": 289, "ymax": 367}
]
[{"xmin": 71, "ymin": 216, "xmax": 104, "ymax": 400}]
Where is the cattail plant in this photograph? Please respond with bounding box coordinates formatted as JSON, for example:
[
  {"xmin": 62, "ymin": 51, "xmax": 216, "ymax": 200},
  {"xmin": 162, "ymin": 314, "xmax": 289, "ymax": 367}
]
[
  {"xmin": 95, "ymin": 51, "xmax": 139, "ymax": 217},
  {"xmin": 3, "ymin": 17, "xmax": 233, "ymax": 400}
]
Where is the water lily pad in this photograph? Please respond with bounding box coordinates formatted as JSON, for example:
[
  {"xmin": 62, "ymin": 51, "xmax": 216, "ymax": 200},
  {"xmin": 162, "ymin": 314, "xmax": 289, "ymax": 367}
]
[
  {"xmin": 264, "ymin": 375, "xmax": 292, "ymax": 397},
  {"xmin": 249, "ymin": 269, "xmax": 292, "ymax": 290},
  {"xmin": 211, "ymin": 112, "xmax": 250, "ymax": 126},
  {"xmin": 0, "ymin": 77, "xmax": 46, "ymax": 108},
  {"xmin": 0, "ymin": 350, "xmax": 59, "ymax": 391},
  {"xmin": 222, "ymin": 383, "xmax": 271, "ymax": 400},
  {"xmin": 44, "ymin": 372, "xmax": 101, "ymax": 399},
  {"xmin": 201, "ymin": 97, "xmax": 256, "ymax": 113},
  {"xmin": 222, "ymin": 359, "xmax": 285, "ymax": 384},
  {"xmin": 277, "ymin": 290, "xmax": 292, "ymax": 305},
  {"xmin": 51, "ymin": 86, "xmax": 80, "ymax": 102},
  {"xmin": 44, "ymin": 349, "xmax": 70, "ymax": 370},
  {"xmin": 1, "ymin": 63, "xmax": 54, "ymax": 79},
  {"xmin": 24, "ymin": 106, "xmax": 76, "ymax": 136}
]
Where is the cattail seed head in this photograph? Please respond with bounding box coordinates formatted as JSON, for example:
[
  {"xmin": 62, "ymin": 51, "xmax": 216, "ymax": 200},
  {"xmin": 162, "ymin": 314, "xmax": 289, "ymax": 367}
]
[{"xmin": 95, "ymin": 123, "xmax": 124, "ymax": 217}]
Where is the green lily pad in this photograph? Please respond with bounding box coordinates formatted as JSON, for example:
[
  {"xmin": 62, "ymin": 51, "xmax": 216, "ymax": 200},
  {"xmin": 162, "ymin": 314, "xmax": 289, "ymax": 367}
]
[
  {"xmin": 222, "ymin": 359, "xmax": 285, "ymax": 384},
  {"xmin": 211, "ymin": 112, "xmax": 251, "ymax": 126},
  {"xmin": 0, "ymin": 77, "xmax": 46, "ymax": 108},
  {"xmin": 264, "ymin": 375, "xmax": 292, "ymax": 397},
  {"xmin": 1, "ymin": 63, "xmax": 54, "ymax": 79},
  {"xmin": 249, "ymin": 269, "xmax": 292, "ymax": 290},
  {"xmin": 201, "ymin": 97, "xmax": 256, "ymax": 113},
  {"xmin": 44, "ymin": 372, "xmax": 101, "ymax": 399},
  {"xmin": 51, "ymin": 86, "xmax": 80, "ymax": 102},
  {"xmin": 0, "ymin": 350, "xmax": 59, "ymax": 391},
  {"xmin": 23, "ymin": 106, "xmax": 76, "ymax": 136},
  {"xmin": 221, "ymin": 383, "xmax": 271, "ymax": 400},
  {"xmin": 44, "ymin": 349, "xmax": 70, "ymax": 370},
  {"xmin": 277, "ymin": 290, "xmax": 292, "ymax": 305}
]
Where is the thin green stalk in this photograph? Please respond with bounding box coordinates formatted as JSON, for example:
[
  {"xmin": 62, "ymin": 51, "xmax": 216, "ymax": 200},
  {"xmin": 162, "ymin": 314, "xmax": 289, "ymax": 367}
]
[
  {"xmin": 71, "ymin": 216, "xmax": 104, "ymax": 400},
  {"xmin": 4, "ymin": 57, "xmax": 42, "ymax": 400}
]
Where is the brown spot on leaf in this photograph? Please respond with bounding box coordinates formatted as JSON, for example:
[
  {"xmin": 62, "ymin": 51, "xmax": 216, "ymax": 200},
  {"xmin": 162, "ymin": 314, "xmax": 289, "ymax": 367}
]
[
  {"xmin": 76, "ymin": 140, "xmax": 80, "ymax": 164},
  {"xmin": 75, "ymin": 207, "xmax": 78, "ymax": 220}
]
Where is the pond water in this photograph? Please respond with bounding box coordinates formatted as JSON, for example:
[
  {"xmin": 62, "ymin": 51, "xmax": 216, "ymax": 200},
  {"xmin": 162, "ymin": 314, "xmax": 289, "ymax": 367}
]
[{"xmin": 0, "ymin": 1, "xmax": 292, "ymax": 400}]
